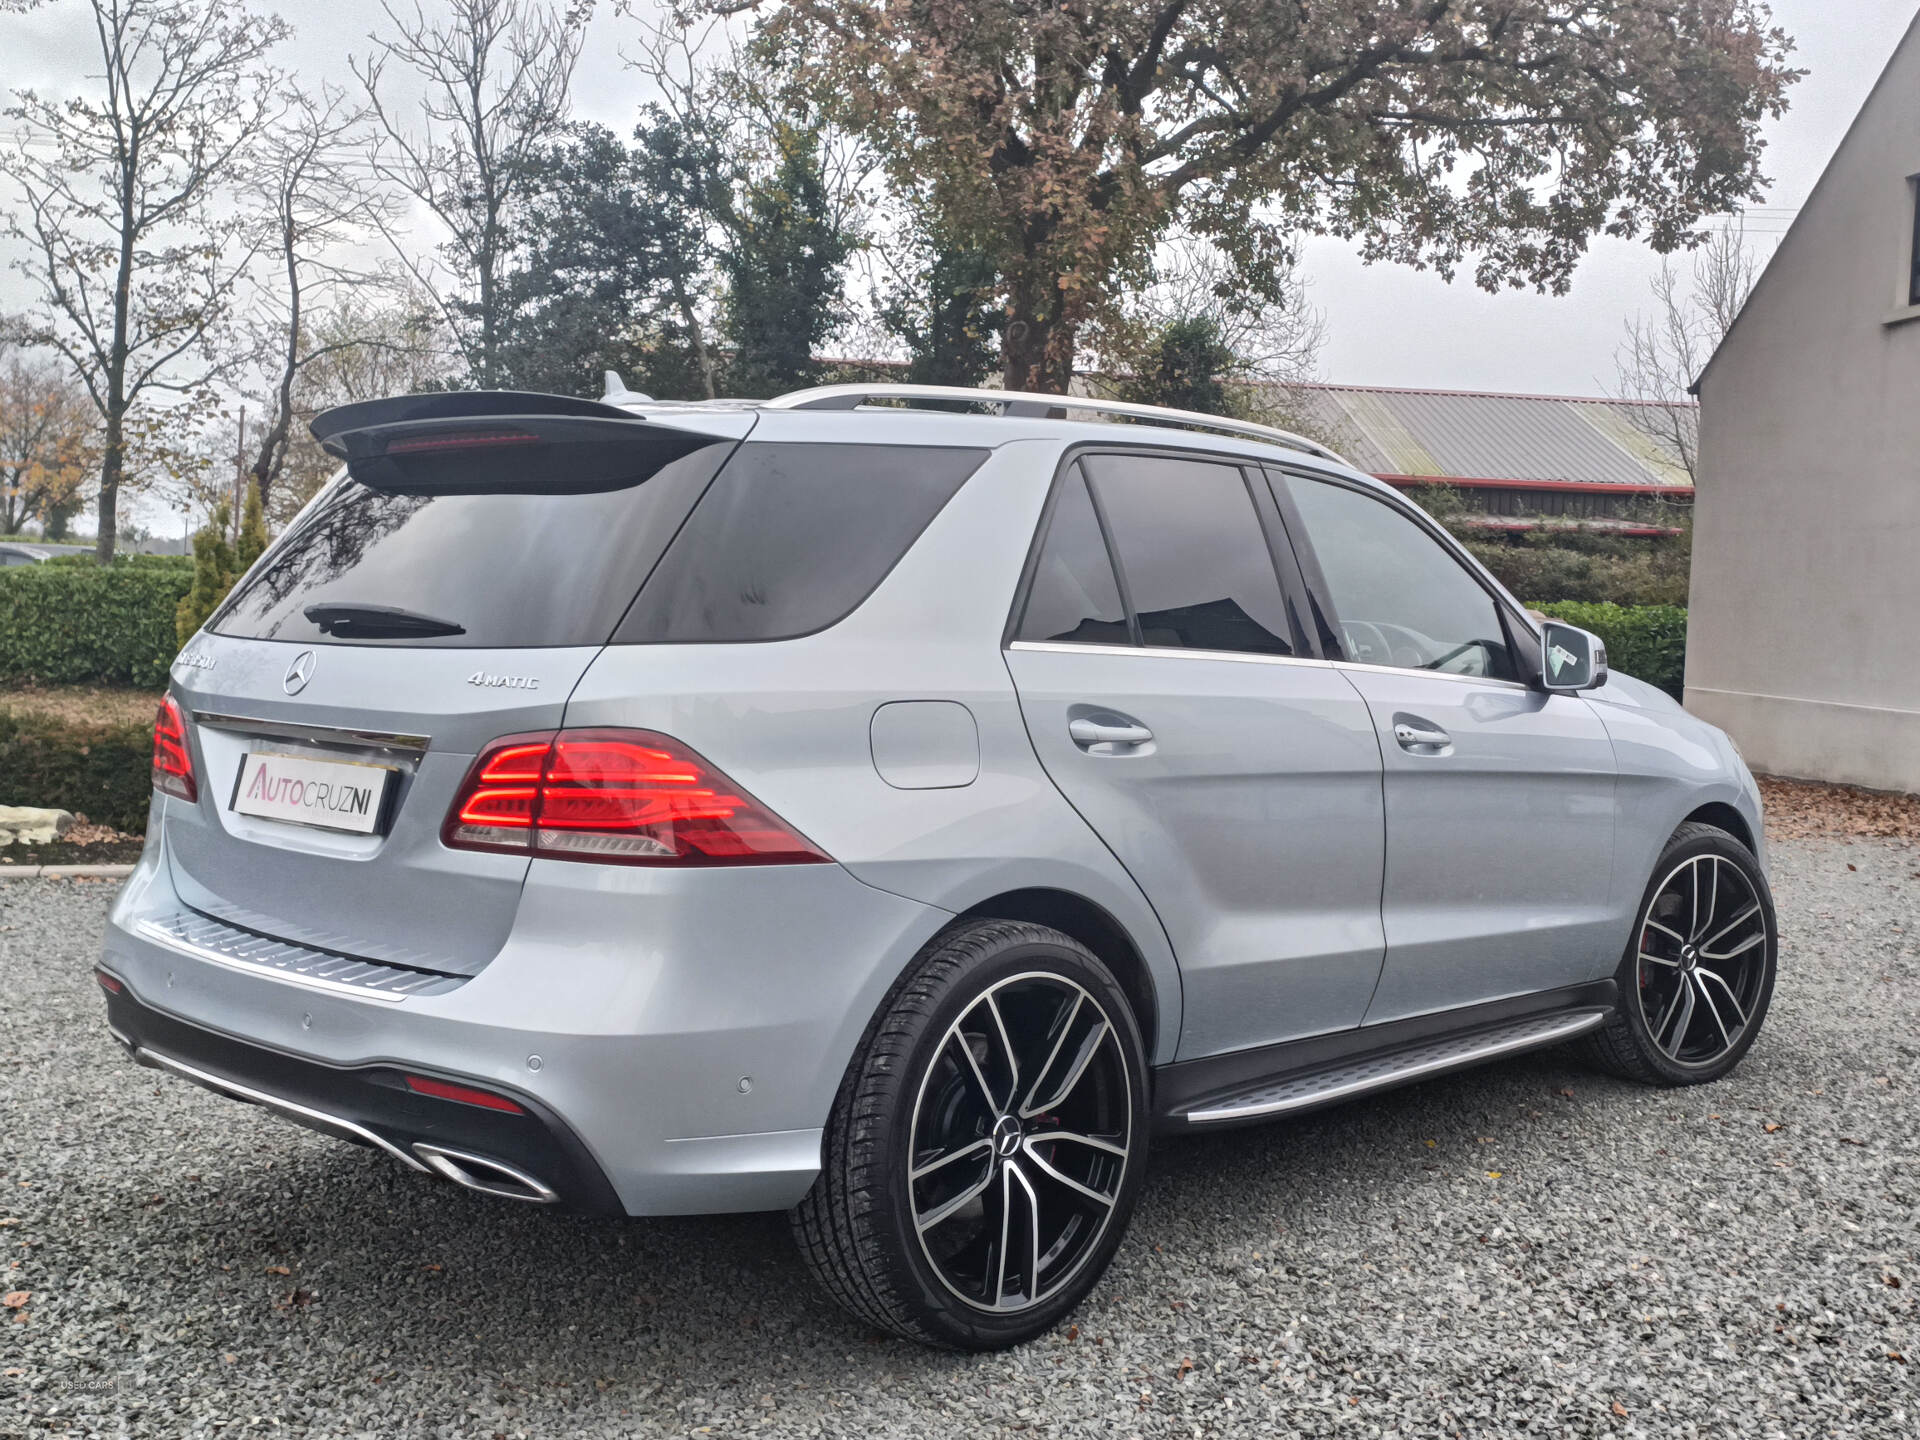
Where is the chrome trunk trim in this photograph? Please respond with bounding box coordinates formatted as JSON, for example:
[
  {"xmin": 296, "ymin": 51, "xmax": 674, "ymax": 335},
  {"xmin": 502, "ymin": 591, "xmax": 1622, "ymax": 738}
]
[{"xmin": 192, "ymin": 711, "xmax": 431, "ymax": 755}]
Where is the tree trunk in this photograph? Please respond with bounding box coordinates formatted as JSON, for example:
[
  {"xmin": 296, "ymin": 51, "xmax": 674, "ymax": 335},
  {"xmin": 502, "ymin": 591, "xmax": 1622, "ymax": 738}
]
[
  {"xmin": 1000, "ymin": 270, "xmax": 1076, "ymax": 394},
  {"xmin": 95, "ymin": 404, "xmax": 123, "ymax": 564}
]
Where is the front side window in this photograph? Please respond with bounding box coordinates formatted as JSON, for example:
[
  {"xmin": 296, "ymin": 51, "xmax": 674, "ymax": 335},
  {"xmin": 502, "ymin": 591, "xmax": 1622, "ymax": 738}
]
[
  {"xmin": 1283, "ymin": 475, "xmax": 1518, "ymax": 681},
  {"xmin": 1082, "ymin": 454, "xmax": 1296, "ymax": 656}
]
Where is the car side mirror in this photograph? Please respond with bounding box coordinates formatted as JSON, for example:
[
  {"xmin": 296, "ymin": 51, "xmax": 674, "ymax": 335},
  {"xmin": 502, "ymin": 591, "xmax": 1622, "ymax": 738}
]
[{"xmin": 1539, "ymin": 621, "xmax": 1608, "ymax": 692}]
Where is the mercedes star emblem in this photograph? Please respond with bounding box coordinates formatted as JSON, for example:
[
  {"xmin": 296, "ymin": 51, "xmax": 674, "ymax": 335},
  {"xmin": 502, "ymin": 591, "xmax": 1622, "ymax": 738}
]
[{"xmin": 283, "ymin": 649, "xmax": 317, "ymax": 695}]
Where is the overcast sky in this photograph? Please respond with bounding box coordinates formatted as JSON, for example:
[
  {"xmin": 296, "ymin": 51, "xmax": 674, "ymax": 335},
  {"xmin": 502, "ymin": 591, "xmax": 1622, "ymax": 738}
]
[{"xmin": 5, "ymin": 0, "xmax": 1918, "ymax": 401}]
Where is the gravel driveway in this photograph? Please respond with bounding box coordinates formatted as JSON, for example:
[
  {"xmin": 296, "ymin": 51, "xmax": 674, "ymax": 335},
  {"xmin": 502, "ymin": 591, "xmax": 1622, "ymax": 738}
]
[{"xmin": 2, "ymin": 837, "xmax": 1914, "ymax": 1438}]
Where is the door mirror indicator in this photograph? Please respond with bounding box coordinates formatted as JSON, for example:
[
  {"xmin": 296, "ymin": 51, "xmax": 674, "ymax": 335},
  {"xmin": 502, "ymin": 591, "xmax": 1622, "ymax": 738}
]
[{"xmin": 1539, "ymin": 621, "xmax": 1608, "ymax": 692}]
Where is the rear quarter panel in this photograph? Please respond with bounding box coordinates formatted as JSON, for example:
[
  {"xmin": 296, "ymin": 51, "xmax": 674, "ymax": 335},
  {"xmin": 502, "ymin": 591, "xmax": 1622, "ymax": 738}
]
[{"xmin": 561, "ymin": 433, "xmax": 1185, "ymax": 1075}]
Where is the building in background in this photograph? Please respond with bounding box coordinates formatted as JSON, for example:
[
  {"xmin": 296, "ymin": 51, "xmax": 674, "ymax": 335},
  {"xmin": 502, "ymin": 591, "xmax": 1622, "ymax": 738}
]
[
  {"xmin": 1688, "ymin": 13, "xmax": 1920, "ymax": 793},
  {"xmin": 1292, "ymin": 382, "xmax": 1694, "ymax": 535}
]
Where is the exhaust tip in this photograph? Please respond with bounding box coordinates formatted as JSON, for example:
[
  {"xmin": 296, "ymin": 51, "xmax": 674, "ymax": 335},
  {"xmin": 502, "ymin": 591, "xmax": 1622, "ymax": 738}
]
[{"xmin": 413, "ymin": 1143, "xmax": 558, "ymax": 1205}]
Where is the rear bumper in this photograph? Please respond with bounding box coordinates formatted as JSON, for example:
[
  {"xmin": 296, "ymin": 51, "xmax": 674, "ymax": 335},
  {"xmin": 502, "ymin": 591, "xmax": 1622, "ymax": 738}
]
[
  {"xmin": 99, "ymin": 835, "xmax": 952, "ymax": 1215},
  {"xmin": 101, "ymin": 982, "xmax": 624, "ymax": 1213}
]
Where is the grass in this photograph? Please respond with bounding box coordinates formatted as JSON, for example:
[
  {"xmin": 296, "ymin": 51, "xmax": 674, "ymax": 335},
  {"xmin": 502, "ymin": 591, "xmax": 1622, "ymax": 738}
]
[{"xmin": 0, "ymin": 681, "xmax": 164, "ymax": 730}]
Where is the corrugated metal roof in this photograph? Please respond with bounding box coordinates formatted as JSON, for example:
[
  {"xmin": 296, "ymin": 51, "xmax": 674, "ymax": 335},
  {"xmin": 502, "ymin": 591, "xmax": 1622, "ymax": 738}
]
[{"xmin": 1292, "ymin": 384, "xmax": 1695, "ymax": 487}]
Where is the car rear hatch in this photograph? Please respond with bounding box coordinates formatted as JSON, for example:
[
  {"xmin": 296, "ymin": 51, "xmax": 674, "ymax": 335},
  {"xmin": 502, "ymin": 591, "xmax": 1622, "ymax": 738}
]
[{"xmin": 160, "ymin": 393, "xmax": 752, "ymax": 977}]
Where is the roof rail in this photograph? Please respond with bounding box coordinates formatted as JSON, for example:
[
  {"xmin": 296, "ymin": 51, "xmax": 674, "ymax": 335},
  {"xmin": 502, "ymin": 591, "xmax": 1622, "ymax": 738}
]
[{"xmin": 763, "ymin": 383, "xmax": 1348, "ymax": 465}]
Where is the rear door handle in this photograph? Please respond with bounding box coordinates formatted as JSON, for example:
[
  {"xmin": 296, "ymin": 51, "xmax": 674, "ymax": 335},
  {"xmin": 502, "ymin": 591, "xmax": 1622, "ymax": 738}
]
[
  {"xmin": 1393, "ymin": 717, "xmax": 1453, "ymax": 755},
  {"xmin": 1069, "ymin": 716, "xmax": 1155, "ymax": 753}
]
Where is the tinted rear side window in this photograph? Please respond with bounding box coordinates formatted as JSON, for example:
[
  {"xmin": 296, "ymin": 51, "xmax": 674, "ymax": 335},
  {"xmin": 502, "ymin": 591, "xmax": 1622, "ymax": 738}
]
[
  {"xmin": 1083, "ymin": 454, "xmax": 1296, "ymax": 656},
  {"xmin": 213, "ymin": 435, "xmax": 732, "ymax": 648},
  {"xmin": 1016, "ymin": 468, "xmax": 1131, "ymax": 645},
  {"xmin": 617, "ymin": 442, "xmax": 988, "ymax": 643}
]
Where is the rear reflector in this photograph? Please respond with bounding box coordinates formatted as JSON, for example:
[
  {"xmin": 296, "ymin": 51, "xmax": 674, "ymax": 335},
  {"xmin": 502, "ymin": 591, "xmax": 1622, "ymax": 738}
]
[
  {"xmin": 95, "ymin": 969, "xmax": 123, "ymax": 994},
  {"xmin": 151, "ymin": 694, "xmax": 197, "ymax": 803},
  {"xmin": 404, "ymin": 1075, "xmax": 526, "ymax": 1114},
  {"xmin": 444, "ymin": 729, "xmax": 830, "ymax": 867}
]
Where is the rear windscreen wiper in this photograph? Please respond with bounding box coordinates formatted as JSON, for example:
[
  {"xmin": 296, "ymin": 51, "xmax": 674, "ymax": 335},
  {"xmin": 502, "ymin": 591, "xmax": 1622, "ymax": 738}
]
[{"xmin": 303, "ymin": 603, "xmax": 467, "ymax": 639}]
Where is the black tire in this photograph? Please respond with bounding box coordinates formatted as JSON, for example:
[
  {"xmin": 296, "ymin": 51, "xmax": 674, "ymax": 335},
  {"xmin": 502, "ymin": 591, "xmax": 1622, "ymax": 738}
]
[
  {"xmin": 1580, "ymin": 821, "xmax": 1778, "ymax": 1086},
  {"xmin": 791, "ymin": 918, "xmax": 1150, "ymax": 1350}
]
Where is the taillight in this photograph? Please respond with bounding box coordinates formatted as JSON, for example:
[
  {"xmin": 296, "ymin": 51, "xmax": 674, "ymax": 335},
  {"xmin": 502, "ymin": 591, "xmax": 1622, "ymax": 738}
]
[
  {"xmin": 152, "ymin": 694, "xmax": 197, "ymax": 802},
  {"xmin": 443, "ymin": 729, "xmax": 830, "ymax": 867}
]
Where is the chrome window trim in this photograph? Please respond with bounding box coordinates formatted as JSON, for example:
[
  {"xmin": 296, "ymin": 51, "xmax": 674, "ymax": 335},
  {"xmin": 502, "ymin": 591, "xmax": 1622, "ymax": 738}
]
[
  {"xmin": 1007, "ymin": 640, "xmax": 1333, "ymax": 670},
  {"xmin": 1330, "ymin": 659, "xmax": 1535, "ymax": 692},
  {"xmin": 193, "ymin": 711, "xmax": 431, "ymax": 755}
]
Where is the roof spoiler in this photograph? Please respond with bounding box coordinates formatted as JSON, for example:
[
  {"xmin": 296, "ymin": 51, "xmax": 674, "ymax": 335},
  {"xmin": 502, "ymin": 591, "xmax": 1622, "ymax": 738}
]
[{"xmin": 308, "ymin": 389, "xmax": 641, "ymax": 452}]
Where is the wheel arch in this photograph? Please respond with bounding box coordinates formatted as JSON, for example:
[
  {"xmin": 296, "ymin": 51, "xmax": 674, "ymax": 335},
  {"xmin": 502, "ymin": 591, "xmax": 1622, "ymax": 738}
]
[
  {"xmin": 1681, "ymin": 800, "xmax": 1756, "ymax": 854},
  {"xmin": 954, "ymin": 887, "xmax": 1163, "ymax": 1060}
]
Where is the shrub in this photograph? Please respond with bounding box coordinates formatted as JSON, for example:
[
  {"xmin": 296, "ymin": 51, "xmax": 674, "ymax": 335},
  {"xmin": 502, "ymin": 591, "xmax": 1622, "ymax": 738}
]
[
  {"xmin": 1533, "ymin": 601, "xmax": 1688, "ymax": 700},
  {"xmin": 176, "ymin": 486, "xmax": 265, "ymax": 645},
  {"xmin": 0, "ymin": 707, "xmax": 154, "ymax": 833},
  {"xmin": 0, "ymin": 564, "xmax": 192, "ymax": 688}
]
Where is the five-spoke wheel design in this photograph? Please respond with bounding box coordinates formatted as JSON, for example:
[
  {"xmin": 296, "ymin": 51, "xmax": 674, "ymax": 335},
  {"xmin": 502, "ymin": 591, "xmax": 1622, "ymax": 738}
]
[
  {"xmin": 1634, "ymin": 852, "xmax": 1771, "ymax": 1067},
  {"xmin": 907, "ymin": 971, "xmax": 1132, "ymax": 1313}
]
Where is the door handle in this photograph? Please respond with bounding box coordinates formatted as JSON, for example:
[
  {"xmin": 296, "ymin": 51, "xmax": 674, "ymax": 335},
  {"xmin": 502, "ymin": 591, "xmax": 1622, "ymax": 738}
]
[
  {"xmin": 1069, "ymin": 716, "xmax": 1154, "ymax": 753},
  {"xmin": 1393, "ymin": 717, "xmax": 1453, "ymax": 755}
]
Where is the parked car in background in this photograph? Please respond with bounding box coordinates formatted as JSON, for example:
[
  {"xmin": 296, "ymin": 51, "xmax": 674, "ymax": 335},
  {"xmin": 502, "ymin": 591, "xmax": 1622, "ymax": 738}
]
[
  {"xmin": 96, "ymin": 381, "xmax": 1777, "ymax": 1350},
  {"xmin": 0, "ymin": 542, "xmax": 53, "ymax": 566}
]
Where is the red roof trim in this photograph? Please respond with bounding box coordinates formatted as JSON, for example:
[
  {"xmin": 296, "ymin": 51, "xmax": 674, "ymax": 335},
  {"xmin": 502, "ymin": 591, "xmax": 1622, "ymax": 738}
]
[
  {"xmin": 1375, "ymin": 473, "xmax": 1693, "ymax": 497},
  {"xmin": 1300, "ymin": 380, "xmax": 1698, "ymax": 410}
]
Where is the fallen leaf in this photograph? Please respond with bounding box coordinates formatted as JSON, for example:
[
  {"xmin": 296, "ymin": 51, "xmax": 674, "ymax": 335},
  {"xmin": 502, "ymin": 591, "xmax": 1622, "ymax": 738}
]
[
  {"xmin": 1424, "ymin": 1139, "xmax": 1437, "ymax": 1148},
  {"xmin": 0, "ymin": 1219, "xmax": 19, "ymax": 1228},
  {"xmin": 1065, "ymin": 1325, "xmax": 1079, "ymax": 1341},
  {"xmin": 1839, "ymin": 1137, "xmax": 1866, "ymax": 1147},
  {"xmin": 2, "ymin": 1367, "xmax": 21, "ymax": 1377},
  {"xmin": 1846, "ymin": 863, "xmax": 1857, "ymax": 872},
  {"xmin": 1175, "ymin": 1357, "xmax": 1194, "ymax": 1381},
  {"xmin": 1764, "ymin": 1122, "xmax": 1782, "ymax": 1134},
  {"xmin": 1612, "ymin": 1400, "xmax": 1629, "ymax": 1417},
  {"xmin": 420, "ymin": 1263, "xmax": 442, "ymax": 1273},
  {"xmin": 1, "ymin": 1292, "xmax": 27, "ymax": 1309},
  {"xmin": 264, "ymin": 1265, "xmax": 290, "ymax": 1276},
  {"xmin": 222, "ymin": 1353, "xmax": 237, "ymax": 1365},
  {"xmin": 1890, "ymin": 1352, "xmax": 1907, "ymax": 1364},
  {"xmin": 1487, "ymin": 1171, "xmax": 1503, "ymax": 1179},
  {"xmin": 1884, "ymin": 1274, "xmax": 1903, "ymax": 1289},
  {"xmin": 1556, "ymin": 1088, "xmax": 1575, "ymax": 1099}
]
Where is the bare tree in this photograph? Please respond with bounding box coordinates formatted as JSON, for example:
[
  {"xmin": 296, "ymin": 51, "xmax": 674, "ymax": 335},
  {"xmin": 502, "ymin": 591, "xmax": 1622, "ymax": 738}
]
[
  {"xmin": 355, "ymin": 0, "xmax": 587, "ymax": 388},
  {"xmin": 0, "ymin": 0, "xmax": 288, "ymax": 560},
  {"xmin": 1615, "ymin": 222, "xmax": 1764, "ymax": 482},
  {"xmin": 242, "ymin": 86, "xmax": 393, "ymax": 518},
  {"xmin": 0, "ymin": 341, "xmax": 94, "ymax": 534}
]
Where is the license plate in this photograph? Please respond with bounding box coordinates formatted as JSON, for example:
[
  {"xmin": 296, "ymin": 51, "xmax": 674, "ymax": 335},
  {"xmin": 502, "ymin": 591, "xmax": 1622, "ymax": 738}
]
[{"xmin": 230, "ymin": 752, "xmax": 395, "ymax": 835}]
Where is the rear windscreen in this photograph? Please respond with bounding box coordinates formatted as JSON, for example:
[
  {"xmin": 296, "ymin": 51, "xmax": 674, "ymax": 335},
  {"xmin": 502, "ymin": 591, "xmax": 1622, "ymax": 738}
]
[
  {"xmin": 616, "ymin": 442, "xmax": 988, "ymax": 643},
  {"xmin": 212, "ymin": 438, "xmax": 733, "ymax": 648}
]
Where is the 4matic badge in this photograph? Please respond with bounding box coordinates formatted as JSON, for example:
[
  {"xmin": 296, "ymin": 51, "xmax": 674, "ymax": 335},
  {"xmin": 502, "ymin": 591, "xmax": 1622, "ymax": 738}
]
[{"xmin": 467, "ymin": 670, "xmax": 540, "ymax": 691}]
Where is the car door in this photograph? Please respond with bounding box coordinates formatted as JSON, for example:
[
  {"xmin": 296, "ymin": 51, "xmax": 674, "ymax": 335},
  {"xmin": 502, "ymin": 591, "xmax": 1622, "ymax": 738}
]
[
  {"xmin": 1005, "ymin": 451, "xmax": 1386, "ymax": 1061},
  {"xmin": 1273, "ymin": 469, "xmax": 1618, "ymax": 1025}
]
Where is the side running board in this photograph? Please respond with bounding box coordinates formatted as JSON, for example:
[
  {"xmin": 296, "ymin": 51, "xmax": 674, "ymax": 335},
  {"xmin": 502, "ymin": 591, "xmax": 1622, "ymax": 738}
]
[{"xmin": 1175, "ymin": 1009, "xmax": 1608, "ymax": 1126}]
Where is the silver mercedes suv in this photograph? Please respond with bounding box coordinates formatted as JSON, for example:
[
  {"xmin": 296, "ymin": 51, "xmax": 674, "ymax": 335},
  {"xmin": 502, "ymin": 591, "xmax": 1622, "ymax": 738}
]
[{"xmin": 98, "ymin": 381, "xmax": 1775, "ymax": 1350}]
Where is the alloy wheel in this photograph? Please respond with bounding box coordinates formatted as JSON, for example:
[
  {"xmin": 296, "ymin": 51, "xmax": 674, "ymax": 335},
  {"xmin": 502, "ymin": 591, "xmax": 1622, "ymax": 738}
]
[
  {"xmin": 1634, "ymin": 854, "xmax": 1771, "ymax": 1067},
  {"xmin": 906, "ymin": 971, "xmax": 1133, "ymax": 1313}
]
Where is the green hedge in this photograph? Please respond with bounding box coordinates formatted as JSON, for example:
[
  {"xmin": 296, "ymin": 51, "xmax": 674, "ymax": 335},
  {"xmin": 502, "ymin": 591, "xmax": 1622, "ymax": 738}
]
[
  {"xmin": 0, "ymin": 709, "xmax": 154, "ymax": 833},
  {"xmin": 1532, "ymin": 601, "xmax": 1688, "ymax": 700},
  {"xmin": 0, "ymin": 565, "xmax": 192, "ymax": 688}
]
